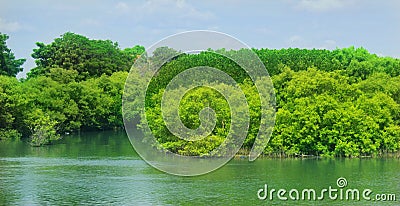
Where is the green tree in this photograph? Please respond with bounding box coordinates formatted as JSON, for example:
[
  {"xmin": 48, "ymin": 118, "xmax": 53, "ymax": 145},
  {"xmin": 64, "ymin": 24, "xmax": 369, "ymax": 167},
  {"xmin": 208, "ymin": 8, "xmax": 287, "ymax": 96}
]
[
  {"xmin": 26, "ymin": 109, "xmax": 61, "ymax": 146},
  {"xmin": 0, "ymin": 75, "xmax": 22, "ymax": 140},
  {"xmin": 0, "ymin": 33, "xmax": 25, "ymax": 76},
  {"xmin": 123, "ymin": 45, "xmax": 145, "ymax": 60},
  {"xmin": 29, "ymin": 32, "xmax": 134, "ymax": 79}
]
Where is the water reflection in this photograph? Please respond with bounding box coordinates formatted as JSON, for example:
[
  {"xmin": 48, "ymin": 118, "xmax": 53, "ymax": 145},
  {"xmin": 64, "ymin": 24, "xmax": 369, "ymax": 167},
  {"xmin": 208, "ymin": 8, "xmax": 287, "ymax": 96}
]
[{"xmin": 0, "ymin": 131, "xmax": 399, "ymax": 205}]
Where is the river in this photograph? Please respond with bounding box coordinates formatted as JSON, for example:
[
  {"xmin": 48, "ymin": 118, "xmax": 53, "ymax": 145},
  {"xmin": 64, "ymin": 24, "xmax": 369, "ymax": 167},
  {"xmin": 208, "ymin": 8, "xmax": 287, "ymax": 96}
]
[{"xmin": 0, "ymin": 131, "xmax": 399, "ymax": 205}]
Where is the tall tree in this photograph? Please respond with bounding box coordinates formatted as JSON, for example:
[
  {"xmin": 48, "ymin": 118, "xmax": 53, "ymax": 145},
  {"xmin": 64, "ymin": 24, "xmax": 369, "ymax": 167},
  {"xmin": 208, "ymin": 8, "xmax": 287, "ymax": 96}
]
[
  {"xmin": 0, "ymin": 33, "xmax": 25, "ymax": 77},
  {"xmin": 29, "ymin": 32, "xmax": 139, "ymax": 79}
]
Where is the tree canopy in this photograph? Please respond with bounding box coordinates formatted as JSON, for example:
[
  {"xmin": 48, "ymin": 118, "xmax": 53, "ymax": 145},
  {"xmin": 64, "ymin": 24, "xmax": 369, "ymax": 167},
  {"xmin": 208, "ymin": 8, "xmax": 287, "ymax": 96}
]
[
  {"xmin": 29, "ymin": 32, "xmax": 143, "ymax": 79},
  {"xmin": 0, "ymin": 33, "xmax": 25, "ymax": 77},
  {"xmin": 0, "ymin": 32, "xmax": 399, "ymax": 155}
]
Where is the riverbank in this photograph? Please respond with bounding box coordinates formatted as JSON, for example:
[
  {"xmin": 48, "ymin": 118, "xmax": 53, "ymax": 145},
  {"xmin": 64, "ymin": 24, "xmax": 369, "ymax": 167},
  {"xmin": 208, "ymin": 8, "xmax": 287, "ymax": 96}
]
[
  {"xmin": 3, "ymin": 130, "xmax": 400, "ymax": 159},
  {"xmin": 234, "ymin": 149, "xmax": 400, "ymax": 159}
]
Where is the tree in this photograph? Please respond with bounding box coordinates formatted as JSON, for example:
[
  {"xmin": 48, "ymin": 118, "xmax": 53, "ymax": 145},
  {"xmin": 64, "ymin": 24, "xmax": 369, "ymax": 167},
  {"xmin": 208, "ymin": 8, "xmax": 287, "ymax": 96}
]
[
  {"xmin": 0, "ymin": 75, "xmax": 22, "ymax": 140},
  {"xmin": 29, "ymin": 32, "xmax": 134, "ymax": 79},
  {"xmin": 123, "ymin": 45, "xmax": 145, "ymax": 60},
  {"xmin": 26, "ymin": 109, "xmax": 61, "ymax": 146},
  {"xmin": 0, "ymin": 33, "xmax": 25, "ymax": 76}
]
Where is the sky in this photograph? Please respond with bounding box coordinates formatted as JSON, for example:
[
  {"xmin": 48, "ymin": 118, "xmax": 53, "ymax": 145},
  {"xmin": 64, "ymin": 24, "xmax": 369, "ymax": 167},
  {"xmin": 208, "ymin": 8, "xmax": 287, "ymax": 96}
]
[{"xmin": 1, "ymin": 0, "xmax": 400, "ymax": 77}]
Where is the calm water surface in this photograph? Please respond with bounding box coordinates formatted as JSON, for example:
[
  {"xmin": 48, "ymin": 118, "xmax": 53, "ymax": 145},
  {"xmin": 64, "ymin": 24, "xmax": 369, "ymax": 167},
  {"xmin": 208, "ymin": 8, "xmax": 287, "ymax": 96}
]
[{"xmin": 0, "ymin": 131, "xmax": 399, "ymax": 205}]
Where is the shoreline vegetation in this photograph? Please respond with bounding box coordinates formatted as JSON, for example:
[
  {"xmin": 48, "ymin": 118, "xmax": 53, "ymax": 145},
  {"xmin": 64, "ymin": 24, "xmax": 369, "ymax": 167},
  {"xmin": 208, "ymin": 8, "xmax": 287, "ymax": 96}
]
[
  {"xmin": 1, "ymin": 32, "xmax": 400, "ymax": 158},
  {"xmin": 232, "ymin": 149, "xmax": 400, "ymax": 159}
]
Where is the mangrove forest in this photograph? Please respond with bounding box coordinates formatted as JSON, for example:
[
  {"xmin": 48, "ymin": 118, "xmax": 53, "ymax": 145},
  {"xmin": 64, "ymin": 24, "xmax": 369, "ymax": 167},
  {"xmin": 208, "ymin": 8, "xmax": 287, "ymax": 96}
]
[{"xmin": 1, "ymin": 32, "xmax": 400, "ymax": 157}]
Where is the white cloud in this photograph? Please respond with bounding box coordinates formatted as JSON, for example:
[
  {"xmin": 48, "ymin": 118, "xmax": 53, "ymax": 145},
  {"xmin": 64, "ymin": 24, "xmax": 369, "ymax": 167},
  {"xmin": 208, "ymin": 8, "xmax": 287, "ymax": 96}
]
[
  {"xmin": 207, "ymin": 26, "xmax": 220, "ymax": 31},
  {"xmin": 115, "ymin": 2, "xmax": 130, "ymax": 13},
  {"xmin": 286, "ymin": 35, "xmax": 306, "ymax": 47},
  {"xmin": 177, "ymin": 1, "xmax": 214, "ymax": 20},
  {"xmin": 0, "ymin": 18, "xmax": 22, "ymax": 32},
  {"xmin": 288, "ymin": 0, "xmax": 357, "ymax": 12},
  {"xmin": 286, "ymin": 35, "xmax": 338, "ymax": 49},
  {"xmin": 321, "ymin": 39, "xmax": 337, "ymax": 49},
  {"xmin": 114, "ymin": 0, "xmax": 214, "ymax": 21},
  {"xmin": 81, "ymin": 18, "xmax": 101, "ymax": 27},
  {"xmin": 255, "ymin": 27, "xmax": 274, "ymax": 35}
]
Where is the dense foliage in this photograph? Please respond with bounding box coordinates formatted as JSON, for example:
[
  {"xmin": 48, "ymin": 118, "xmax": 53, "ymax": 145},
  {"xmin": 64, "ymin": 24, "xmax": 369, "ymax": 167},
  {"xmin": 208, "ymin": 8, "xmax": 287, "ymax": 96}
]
[
  {"xmin": 255, "ymin": 47, "xmax": 400, "ymax": 156},
  {"xmin": 0, "ymin": 33, "xmax": 136, "ymax": 145},
  {"xmin": 29, "ymin": 32, "xmax": 143, "ymax": 79},
  {"xmin": 138, "ymin": 48, "xmax": 400, "ymax": 157},
  {"xmin": 0, "ymin": 70, "xmax": 128, "ymax": 145},
  {"xmin": 1, "ymin": 32, "xmax": 399, "ymax": 156},
  {"xmin": 0, "ymin": 33, "xmax": 26, "ymax": 76}
]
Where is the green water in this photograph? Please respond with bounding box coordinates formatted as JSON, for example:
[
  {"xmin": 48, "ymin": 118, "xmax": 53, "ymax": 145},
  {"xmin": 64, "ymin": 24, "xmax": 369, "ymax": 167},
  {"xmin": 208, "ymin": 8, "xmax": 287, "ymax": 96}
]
[{"xmin": 0, "ymin": 131, "xmax": 399, "ymax": 205}]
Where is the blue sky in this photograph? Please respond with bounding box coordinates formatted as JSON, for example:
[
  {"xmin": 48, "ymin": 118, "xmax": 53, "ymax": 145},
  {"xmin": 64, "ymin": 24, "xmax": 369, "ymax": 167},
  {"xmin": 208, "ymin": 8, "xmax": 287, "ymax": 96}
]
[{"xmin": 1, "ymin": 0, "xmax": 399, "ymax": 77}]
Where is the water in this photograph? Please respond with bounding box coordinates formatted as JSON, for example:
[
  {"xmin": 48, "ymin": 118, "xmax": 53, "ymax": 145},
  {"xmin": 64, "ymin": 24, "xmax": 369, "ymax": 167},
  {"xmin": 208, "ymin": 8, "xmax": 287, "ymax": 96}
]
[{"xmin": 0, "ymin": 131, "xmax": 399, "ymax": 205}]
